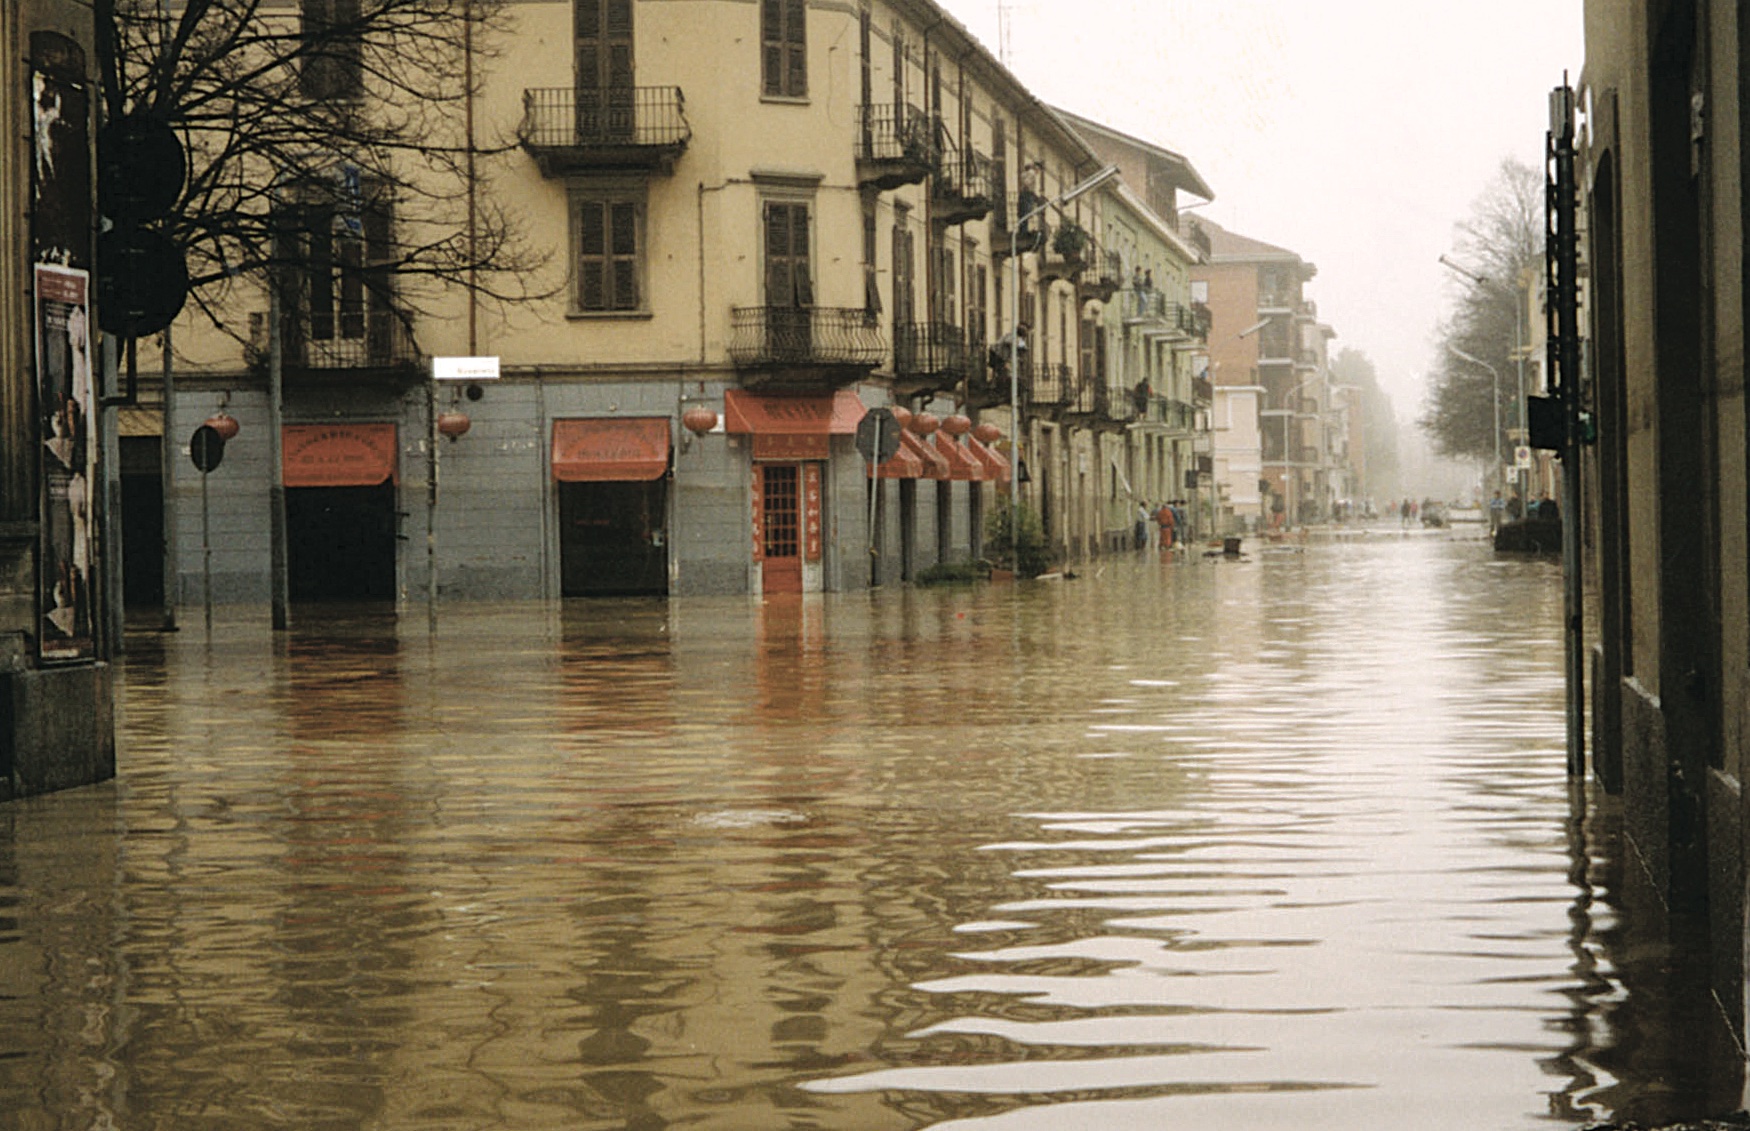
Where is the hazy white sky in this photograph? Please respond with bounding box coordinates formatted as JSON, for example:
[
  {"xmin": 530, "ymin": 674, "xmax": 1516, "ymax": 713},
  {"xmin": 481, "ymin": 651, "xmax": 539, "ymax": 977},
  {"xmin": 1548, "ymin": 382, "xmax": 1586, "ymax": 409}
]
[{"xmin": 935, "ymin": 0, "xmax": 1585, "ymax": 421}]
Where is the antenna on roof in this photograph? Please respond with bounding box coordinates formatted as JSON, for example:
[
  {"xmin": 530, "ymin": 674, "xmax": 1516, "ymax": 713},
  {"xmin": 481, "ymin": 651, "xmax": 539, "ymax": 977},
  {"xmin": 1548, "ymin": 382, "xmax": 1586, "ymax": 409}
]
[{"xmin": 997, "ymin": 0, "xmax": 1012, "ymax": 67}]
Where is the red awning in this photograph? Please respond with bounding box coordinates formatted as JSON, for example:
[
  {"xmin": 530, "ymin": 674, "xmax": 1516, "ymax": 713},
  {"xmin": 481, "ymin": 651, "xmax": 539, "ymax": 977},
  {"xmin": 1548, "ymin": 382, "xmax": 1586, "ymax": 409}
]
[
  {"xmin": 933, "ymin": 432, "xmax": 984, "ymax": 481},
  {"xmin": 551, "ymin": 417, "xmax": 671, "ymax": 482},
  {"xmin": 870, "ymin": 439, "xmax": 925, "ymax": 479},
  {"xmin": 282, "ymin": 423, "xmax": 398, "ymax": 487},
  {"xmin": 965, "ymin": 435, "xmax": 1011, "ymax": 483},
  {"xmin": 901, "ymin": 430, "xmax": 950, "ymax": 480},
  {"xmin": 724, "ymin": 388, "xmax": 866, "ymax": 435}
]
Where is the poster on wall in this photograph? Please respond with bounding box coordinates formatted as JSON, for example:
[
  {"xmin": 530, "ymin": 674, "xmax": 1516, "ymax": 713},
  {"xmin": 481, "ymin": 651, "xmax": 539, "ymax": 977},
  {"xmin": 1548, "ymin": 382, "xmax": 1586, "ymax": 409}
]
[
  {"xmin": 30, "ymin": 65, "xmax": 91, "ymax": 268},
  {"xmin": 36, "ymin": 265, "xmax": 96, "ymax": 662}
]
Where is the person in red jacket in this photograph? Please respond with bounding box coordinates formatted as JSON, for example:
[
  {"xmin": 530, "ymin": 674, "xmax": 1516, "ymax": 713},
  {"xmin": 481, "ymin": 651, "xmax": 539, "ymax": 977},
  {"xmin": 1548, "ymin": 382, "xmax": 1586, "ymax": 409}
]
[{"xmin": 1155, "ymin": 502, "xmax": 1177, "ymax": 551}]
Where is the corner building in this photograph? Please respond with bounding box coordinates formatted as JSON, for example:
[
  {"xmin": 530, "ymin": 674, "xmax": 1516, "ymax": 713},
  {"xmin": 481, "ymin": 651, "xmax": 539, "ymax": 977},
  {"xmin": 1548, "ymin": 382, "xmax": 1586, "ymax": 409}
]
[{"xmin": 147, "ymin": 0, "xmax": 1213, "ymax": 602}]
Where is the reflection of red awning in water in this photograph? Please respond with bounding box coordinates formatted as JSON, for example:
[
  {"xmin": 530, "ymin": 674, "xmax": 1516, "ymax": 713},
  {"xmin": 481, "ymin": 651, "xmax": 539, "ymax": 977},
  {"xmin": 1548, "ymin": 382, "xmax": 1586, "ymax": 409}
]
[
  {"xmin": 965, "ymin": 435, "xmax": 1011, "ymax": 483},
  {"xmin": 551, "ymin": 417, "xmax": 671, "ymax": 482},
  {"xmin": 282, "ymin": 423, "xmax": 398, "ymax": 487}
]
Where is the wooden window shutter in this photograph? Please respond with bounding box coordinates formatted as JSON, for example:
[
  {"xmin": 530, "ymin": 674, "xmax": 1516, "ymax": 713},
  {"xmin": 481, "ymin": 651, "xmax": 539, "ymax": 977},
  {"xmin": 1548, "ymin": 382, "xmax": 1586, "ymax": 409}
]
[
  {"xmin": 610, "ymin": 201, "xmax": 638, "ymax": 310},
  {"xmin": 579, "ymin": 199, "xmax": 607, "ymax": 310}
]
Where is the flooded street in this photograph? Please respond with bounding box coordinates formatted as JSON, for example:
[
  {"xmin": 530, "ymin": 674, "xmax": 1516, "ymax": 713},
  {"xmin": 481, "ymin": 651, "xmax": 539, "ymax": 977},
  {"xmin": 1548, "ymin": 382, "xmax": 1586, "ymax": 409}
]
[{"xmin": 2, "ymin": 532, "xmax": 1740, "ymax": 1130}]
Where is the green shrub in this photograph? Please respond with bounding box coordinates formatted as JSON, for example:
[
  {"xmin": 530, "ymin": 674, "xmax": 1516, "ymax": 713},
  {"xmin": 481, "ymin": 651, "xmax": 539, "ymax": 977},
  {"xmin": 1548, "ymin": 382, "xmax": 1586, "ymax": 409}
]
[
  {"xmin": 915, "ymin": 561, "xmax": 983, "ymax": 585},
  {"xmin": 986, "ymin": 502, "xmax": 1052, "ymax": 577}
]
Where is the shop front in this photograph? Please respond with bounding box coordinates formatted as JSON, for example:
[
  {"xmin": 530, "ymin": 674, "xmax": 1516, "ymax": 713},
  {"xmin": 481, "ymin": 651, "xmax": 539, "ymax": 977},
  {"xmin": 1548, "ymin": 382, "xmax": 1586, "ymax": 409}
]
[
  {"xmin": 551, "ymin": 417, "xmax": 672, "ymax": 597},
  {"xmin": 282, "ymin": 423, "xmax": 399, "ymax": 602}
]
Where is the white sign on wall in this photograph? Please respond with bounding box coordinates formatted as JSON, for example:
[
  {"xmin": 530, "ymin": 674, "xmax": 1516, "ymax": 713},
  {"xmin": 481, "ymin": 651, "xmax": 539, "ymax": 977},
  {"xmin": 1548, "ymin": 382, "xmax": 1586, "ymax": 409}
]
[{"xmin": 432, "ymin": 356, "xmax": 500, "ymax": 381}]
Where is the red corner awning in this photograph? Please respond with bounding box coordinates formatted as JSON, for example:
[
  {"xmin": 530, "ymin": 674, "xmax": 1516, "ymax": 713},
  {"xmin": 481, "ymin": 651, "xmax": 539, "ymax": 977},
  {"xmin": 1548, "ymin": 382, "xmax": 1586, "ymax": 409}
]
[
  {"xmin": 725, "ymin": 389, "xmax": 866, "ymax": 460},
  {"xmin": 552, "ymin": 417, "xmax": 671, "ymax": 482},
  {"xmin": 283, "ymin": 423, "xmax": 398, "ymax": 487},
  {"xmin": 901, "ymin": 430, "xmax": 950, "ymax": 480},
  {"xmin": 933, "ymin": 432, "xmax": 985, "ymax": 481},
  {"xmin": 965, "ymin": 435, "xmax": 1011, "ymax": 483},
  {"xmin": 870, "ymin": 438, "xmax": 925, "ymax": 479},
  {"xmin": 724, "ymin": 388, "xmax": 866, "ymax": 435}
]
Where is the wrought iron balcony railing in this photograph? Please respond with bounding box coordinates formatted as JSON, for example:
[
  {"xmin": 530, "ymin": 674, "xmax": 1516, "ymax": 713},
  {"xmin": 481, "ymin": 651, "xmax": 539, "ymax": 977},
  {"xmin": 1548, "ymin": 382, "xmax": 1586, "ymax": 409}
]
[
  {"xmin": 856, "ymin": 103, "xmax": 937, "ymax": 189},
  {"xmin": 253, "ymin": 307, "xmax": 423, "ymax": 378},
  {"xmin": 519, "ymin": 86, "xmax": 690, "ymax": 175},
  {"xmin": 893, "ymin": 321, "xmax": 970, "ymax": 379},
  {"xmin": 728, "ymin": 306, "xmax": 886, "ymax": 370},
  {"xmin": 1031, "ymin": 362, "xmax": 1075, "ymax": 407},
  {"xmin": 934, "ymin": 146, "xmax": 996, "ymax": 225}
]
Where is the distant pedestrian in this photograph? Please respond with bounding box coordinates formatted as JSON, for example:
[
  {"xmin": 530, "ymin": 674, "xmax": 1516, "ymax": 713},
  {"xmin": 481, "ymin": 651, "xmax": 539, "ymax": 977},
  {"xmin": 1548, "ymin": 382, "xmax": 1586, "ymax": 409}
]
[
  {"xmin": 1135, "ymin": 502, "xmax": 1150, "ymax": 550},
  {"xmin": 1489, "ymin": 493, "xmax": 1505, "ymax": 533},
  {"xmin": 1156, "ymin": 502, "xmax": 1177, "ymax": 551}
]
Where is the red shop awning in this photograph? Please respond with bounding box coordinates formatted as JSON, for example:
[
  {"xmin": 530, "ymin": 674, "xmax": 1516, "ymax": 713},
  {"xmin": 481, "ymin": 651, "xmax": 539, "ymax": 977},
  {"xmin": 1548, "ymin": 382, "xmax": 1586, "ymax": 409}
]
[
  {"xmin": 723, "ymin": 388, "xmax": 867, "ymax": 435},
  {"xmin": 552, "ymin": 417, "xmax": 671, "ymax": 482},
  {"xmin": 901, "ymin": 430, "xmax": 950, "ymax": 480},
  {"xmin": 869, "ymin": 438, "xmax": 926, "ymax": 479},
  {"xmin": 282, "ymin": 423, "xmax": 398, "ymax": 487},
  {"xmin": 933, "ymin": 432, "xmax": 984, "ymax": 481},
  {"xmin": 965, "ymin": 435, "xmax": 1011, "ymax": 483}
]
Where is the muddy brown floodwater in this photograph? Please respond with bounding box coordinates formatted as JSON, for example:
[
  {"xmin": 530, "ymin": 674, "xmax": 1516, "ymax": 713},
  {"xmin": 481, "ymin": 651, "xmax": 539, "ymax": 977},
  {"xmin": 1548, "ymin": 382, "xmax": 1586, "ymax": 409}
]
[{"xmin": 1, "ymin": 532, "xmax": 1741, "ymax": 1130}]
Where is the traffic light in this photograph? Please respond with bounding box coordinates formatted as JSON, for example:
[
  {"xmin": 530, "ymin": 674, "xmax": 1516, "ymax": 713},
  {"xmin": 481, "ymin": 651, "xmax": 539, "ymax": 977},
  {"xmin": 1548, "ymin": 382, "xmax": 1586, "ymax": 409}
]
[{"xmin": 97, "ymin": 114, "xmax": 188, "ymax": 338}]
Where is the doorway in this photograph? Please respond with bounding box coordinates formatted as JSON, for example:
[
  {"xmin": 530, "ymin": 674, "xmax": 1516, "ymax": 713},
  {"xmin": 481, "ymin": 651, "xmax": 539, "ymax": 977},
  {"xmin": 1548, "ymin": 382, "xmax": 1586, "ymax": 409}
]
[
  {"xmin": 559, "ymin": 479, "xmax": 668, "ymax": 597},
  {"xmin": 286, "ymin": 481, "xmax": 397, "ymax": 601},
  {"xmin": 759, "ymin": 462, "xmax": 803, "ymax": 594}
]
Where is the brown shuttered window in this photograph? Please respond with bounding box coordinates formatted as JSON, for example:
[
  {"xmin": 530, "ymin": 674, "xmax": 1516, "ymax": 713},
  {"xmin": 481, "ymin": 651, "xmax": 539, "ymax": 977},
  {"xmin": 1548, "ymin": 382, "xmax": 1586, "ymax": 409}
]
[
  {"xmin": 762, "ymin": 0, "xmax": 807, "ymax": 97},
  {"xmin": 576, "ymin": 197, "xmax": 642, "ymax": 312}
]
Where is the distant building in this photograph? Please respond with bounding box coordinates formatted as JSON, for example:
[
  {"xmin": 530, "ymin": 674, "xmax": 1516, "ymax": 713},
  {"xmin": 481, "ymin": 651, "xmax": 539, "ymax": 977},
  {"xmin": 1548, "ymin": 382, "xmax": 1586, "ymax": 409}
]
[{"xmin": 1190, "ymin": 218, "xmax": 1342, "ymax": 531}]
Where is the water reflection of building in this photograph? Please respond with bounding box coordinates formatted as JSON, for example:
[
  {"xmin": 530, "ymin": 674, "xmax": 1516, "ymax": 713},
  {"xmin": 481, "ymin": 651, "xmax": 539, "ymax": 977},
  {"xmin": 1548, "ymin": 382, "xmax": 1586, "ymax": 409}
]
[
  {"xmin": 120, "ymin": 0, "xmax": 1227, "ymax": 611},
  {"xmin": 1, "ymin": 0, "xmax": 115, "ymax": 799},
  {"xmin": 1579, "ymin": 0, "xmax": 1750, "ymax": 1091}
]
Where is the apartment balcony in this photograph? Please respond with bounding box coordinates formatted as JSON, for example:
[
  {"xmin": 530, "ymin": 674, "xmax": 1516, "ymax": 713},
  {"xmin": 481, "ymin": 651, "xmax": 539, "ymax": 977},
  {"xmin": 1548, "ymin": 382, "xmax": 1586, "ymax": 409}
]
[
  {"xmin": 1031, "ymin": 362, "xmax": 1075, "ymax": 410},
  {"xmin": 1179, "ymin": 216, "xmax": 1212, "ymax": 260},
  {"xmin": 1193, "ymin": 374, "xmax": 1214, "ymax": 404},
  {"xmin": 1039, "ymin": 223, "xmax": 1090, "ymax": 282},
  {"xmin": 968, "ymin": 344, "xmax": 1023, "ymax": 410},
  {"xmin": 1061, "ymin": 370, "xmax": 1099, "ymax": 420},
  {"xmin": 519, "ymin": 86, "xmax": 690, "ymax": 177},
  {"xmin": 933, "ymin": 146, "xmax": 996, "ymax": 225},
  {"xmin": 250, "ymin": 307, "xmax": 423, "ymax": 385},
  {"xmin": 1124, "ymin": 294, "xmax": 1209, "ymax": 341},
  {"xmin": 856, "ymin": 103, "xmax": 937, "ymax": 190},
  {"xmin": 1098, "ymin": 380, "xmax": 1136, "ymax": 428},
  {"xmin": 892, "ymin": 321, "xmax": 972, "ymax": 397},
  {"xmin": 1077, "ymin": 248, "xmax": 1124, "ymax": 304},
  {"xmin": 728, "ymin": 306, "xmax": 884, "ymax": 391},
  {"xmin": 992, "ymin": 192, "xmax": 1048, "ymax": 258}
]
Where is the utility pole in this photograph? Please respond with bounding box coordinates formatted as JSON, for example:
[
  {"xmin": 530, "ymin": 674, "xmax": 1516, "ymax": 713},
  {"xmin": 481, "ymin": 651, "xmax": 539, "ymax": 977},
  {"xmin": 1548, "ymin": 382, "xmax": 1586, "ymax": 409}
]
[{"xmin": 1547, "ymin": 83, "xmax": 1584, "ymax": 777}]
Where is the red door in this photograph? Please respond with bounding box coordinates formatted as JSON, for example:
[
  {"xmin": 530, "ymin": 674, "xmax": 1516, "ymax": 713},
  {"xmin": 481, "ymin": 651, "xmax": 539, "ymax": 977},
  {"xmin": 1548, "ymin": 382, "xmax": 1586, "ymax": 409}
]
[{"xmin": 760, "ymin": 463, "xmax": 803, "ymax": 594}]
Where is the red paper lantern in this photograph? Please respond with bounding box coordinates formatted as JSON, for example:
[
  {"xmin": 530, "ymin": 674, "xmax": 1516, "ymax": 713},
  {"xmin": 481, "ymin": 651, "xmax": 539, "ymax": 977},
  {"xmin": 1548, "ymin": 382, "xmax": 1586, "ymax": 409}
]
[
  {"xmin": 204, "ymin": 412, "xmax": 240, "ymax": 440},
  {"xmin": 909, "ymin": 412, "xmax": 940, "ymax": 436},
  {"xmin": 973, "ymin": 422, "xmax": 1002, "ymax": 444},
  {"xmin": 942, "ymin": 413, "xmax": 972, "ymax": 436},
  {"xmin": 436, "ymin": 411, "xmax": 472, "ymax": 439},
  {"xmin": 682, "ymin": 406, "xmax": 719, "ymax": 435},
  {"xmin": 890, "ymin": 405, "xmax": 913, "ymax": 427}
]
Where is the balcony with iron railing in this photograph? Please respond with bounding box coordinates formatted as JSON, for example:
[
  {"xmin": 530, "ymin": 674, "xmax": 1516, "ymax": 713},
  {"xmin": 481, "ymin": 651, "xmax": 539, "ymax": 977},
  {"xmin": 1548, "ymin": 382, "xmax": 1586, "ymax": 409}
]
[
  {"xmin": 1078, "ymin": 247, "xmax": 1124, "ymax": 304},
  {"xmin": 933, "ymin": 145, "xmax": 996, "ymax": 225},
  {"xmin": 1179, "ymin": 216, "xmax": 1213, "ymax": 260},
  {"xmin": 728, "ymin": 306, "xmax": 885, "ymax": 390},
  {"xmin": 1124, "ymin": 294, "xmax": 1209, "ymax": 340},
  {"xmin": 519, "ymin": 86, "xmax": 690, "ymax": 177},
  {"xmin": 1040, "ymin": 222, "xmax": 1089, "ymax": 282},
  {"xmin": 1098, "ymin": 380, "xmax": 1135, "ymax": 426},
  {"xmin": 1031, "ymin": 361, "xmax": 1074, "ymax": 409},
  {"xmin": 893, "ymin": 321, "xmax": 973, "ymax": 396},
  {"xmin": 993, "ymin": 191, "xmax": 1048, "ymax": 258},
  {"xmin": 856, "ymin": 103, "xmax": 937, "ymax": 190},
  {"xmin": 251, "ymin": 304, "xmax": 423, "ymax": 382}
]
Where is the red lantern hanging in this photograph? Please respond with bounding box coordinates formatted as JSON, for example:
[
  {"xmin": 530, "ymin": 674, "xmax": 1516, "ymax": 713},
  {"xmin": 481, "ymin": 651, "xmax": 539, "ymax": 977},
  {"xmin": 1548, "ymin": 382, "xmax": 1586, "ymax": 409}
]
[
  {"xmin": 204, "ymin": 412, "xmax": 240, "ymax": 440},
  {"xmin": 973, "ymin": 422, "xmax": 1002, "ymax": 444},
  {"xmin": 909, "ymin": 411, "xmax": 940, "ymax": 436},
  {"xmin": 436, "ymin": 410, "xmax": 472, "ymax": 439},
  {"xmin": 942, "ymin": 413, "xmax": 972, "ymax": 436},
  {"xmin": 682, "ymin": 405, "xmax": 719, "ymax": 435}
]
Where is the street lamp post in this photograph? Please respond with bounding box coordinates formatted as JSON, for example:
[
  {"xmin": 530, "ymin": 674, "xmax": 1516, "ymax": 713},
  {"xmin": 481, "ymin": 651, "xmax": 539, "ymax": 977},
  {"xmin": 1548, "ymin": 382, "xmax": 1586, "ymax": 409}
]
[
  {"xmin": 1007, "ymin": 164, "xmax": 1118, "ymax": 559},
  {"xmin": 1448, "ymin": 345, "xmax": 1502, "ymax": 495}
]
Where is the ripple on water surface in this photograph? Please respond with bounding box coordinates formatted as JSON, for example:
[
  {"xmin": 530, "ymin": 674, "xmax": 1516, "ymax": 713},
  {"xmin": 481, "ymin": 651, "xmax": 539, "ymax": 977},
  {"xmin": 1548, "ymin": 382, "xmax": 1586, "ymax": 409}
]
[{"xmin": 0, "ymin": 540, "xmax": 1738, "ymax": 1130}]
